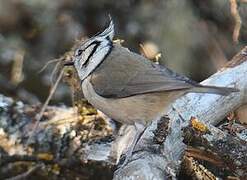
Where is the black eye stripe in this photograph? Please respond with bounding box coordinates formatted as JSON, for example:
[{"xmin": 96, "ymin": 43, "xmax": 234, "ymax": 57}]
[
  {"xmin": 85, "ymin": 41, "xmax": 100, "ymax": 50},
  {"xmin": 76, "ymin": 41, "xmax": 100, "ymax": 57},
  {"xmin": 83, "ymin": 37, "xmax": 111, "ymax": 64},
  {"xmin": 82, "ymin": 41, "xmax": 100, "ymax": 67}
]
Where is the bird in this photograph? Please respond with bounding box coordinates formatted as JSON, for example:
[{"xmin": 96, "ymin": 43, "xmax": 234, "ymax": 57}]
[{"xmin": 64, "ymin": 18, "xmax": 238, "ymax": 166}]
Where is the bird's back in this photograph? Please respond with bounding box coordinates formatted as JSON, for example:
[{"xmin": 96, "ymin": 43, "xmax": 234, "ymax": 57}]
[{"xmin": 90, "ymin": 44, "xmax": 194, "ymax": 98}]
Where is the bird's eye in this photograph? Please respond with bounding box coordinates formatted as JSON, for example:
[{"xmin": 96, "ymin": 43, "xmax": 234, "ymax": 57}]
[{"xmin": 75, "ymin": 49, "xmax": 83, "ymax": 57}]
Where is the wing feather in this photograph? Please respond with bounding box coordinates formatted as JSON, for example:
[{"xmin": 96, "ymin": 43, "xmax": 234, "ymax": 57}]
[{"xmin": 90, "ymin": 44, "xmax": 197, "ymax": 98}]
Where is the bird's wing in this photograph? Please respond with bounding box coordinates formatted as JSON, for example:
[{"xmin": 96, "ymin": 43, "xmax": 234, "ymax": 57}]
[{"xmin": 90, "ymin": 44, "xmax": 198, "ymax": 98}]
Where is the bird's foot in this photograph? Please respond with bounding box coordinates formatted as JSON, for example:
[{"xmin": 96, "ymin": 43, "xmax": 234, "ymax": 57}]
[
  {"xmin": 116, "ymin": 123, "xmax": 146, "ymax": 169},
  {"xmin": 117, "ymin": 149, "xmax": 133, "ymax": 168}
]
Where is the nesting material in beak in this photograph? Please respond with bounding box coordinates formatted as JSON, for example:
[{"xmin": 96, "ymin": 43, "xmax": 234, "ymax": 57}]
[{"xmin": 64, "ymin": 61, "xmax": 74, "ymax": 66}]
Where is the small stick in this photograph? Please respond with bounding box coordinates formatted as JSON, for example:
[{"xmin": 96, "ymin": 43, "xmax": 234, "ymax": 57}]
[
  {"xmin": 38, "ymin": 58, "xmax": 61, "ymax": 74},
  {"xmin": 26, "ymin": 68, "xmax": 64, "ymax": 145},
  {"xmin": 229, "ymin": 0, "xmax": 242, "ymax": 43},
  {"xmin": 50, "ymin": 60, "xmax": 62, "ymax": 85},
  {"xmin": 5, "ymin": 164, "xmax": 42, "ymax": 180}
]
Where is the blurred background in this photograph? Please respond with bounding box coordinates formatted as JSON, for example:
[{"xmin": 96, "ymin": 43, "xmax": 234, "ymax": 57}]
[{"xmin": 0, "ymin": 0, "xmax": 246, "ymax": 106}]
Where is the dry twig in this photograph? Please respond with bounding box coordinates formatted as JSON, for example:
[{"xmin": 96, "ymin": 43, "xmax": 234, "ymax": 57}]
[{"xmin": 229, "ymin": 0, "xmax": 242, "ymax": 43}]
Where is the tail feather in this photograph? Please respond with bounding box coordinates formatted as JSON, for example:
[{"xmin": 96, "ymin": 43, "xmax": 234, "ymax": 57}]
[{"xmin": 191, "ymin": 85, "xmax": 239, "ymax": 96}]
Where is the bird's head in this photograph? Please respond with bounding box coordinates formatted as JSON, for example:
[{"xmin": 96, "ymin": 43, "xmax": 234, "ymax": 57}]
[{"xmin": 64, "ymin": 17, "xmax": 114, "ymax": 81}]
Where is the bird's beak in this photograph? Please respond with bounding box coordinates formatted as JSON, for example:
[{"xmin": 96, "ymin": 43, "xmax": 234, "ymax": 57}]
[{"xmin": 63, "ymin": 61, "xmax": 74, "ymax": 66}]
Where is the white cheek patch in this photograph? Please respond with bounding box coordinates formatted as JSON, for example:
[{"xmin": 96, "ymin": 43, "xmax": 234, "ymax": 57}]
[
  {"xmin": 78, "ymin": 45, "xmax": 110, "ymax": 81},
  {"xmin": 79, "ymin": 44, "xmax": 96, "ymax": 69},
  {"xmin": 86, "ymin": 45, "xmax": 109, "ymax": 70}
]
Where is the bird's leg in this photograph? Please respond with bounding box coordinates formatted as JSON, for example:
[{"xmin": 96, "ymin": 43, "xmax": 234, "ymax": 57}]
[{"xmin": 119, "ymin": 123, "xmax": 147, "ymax": 167}]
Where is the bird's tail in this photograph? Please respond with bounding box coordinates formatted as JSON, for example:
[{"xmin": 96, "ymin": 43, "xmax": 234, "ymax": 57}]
[{"xmin": 191, "ymin": 85, "xmax": 239, "ymax": 96}]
